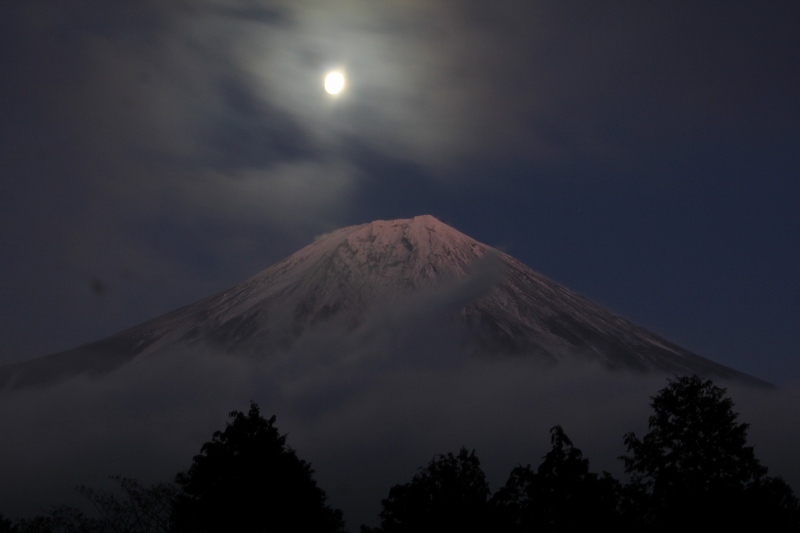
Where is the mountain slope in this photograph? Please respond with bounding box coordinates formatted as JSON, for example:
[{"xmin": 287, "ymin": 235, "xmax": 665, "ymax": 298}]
[{"xmin": 0, "ymin": 215, "xmax": 769, "ymax": 388}]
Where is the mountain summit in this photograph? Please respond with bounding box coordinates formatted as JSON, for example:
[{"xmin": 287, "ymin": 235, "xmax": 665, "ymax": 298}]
[{"xmin": 0, "ymin": 215, "xmax": 768, "ymax": 388}]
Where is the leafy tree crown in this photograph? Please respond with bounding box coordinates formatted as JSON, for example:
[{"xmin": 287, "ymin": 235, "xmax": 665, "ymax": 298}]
[
  {"xmin": 172, "ymin": 402, "xmax": 345, "ymax": 533},
  {"xmin": 622, "ymin": 375, "xmax": 766, "ymax": 495}
]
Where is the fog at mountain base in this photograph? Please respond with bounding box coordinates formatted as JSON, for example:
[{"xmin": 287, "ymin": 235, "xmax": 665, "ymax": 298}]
[{"xmin": 2, "ymin": 331, "xmax": 797, "ymax": 528}]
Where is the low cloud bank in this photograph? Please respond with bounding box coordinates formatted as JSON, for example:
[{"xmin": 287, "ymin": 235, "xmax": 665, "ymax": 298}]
[{"xmin": 2, "ymin": 333, "xmax": 798, "ymax": 528}]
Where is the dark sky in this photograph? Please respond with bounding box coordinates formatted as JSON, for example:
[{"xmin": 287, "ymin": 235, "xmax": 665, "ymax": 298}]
[
  {"xmin": 2, "ymin": 2, "xmax": 800, "ymax": 526},
  {"xmin": 1, "ymin": 0, "xmax": 799, "ymax": 389}
]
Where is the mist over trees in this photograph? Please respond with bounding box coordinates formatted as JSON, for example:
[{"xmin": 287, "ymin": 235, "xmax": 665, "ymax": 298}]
[{"xmin": 2, "ymin": 376, "xmax": 798, "ymax": 532}]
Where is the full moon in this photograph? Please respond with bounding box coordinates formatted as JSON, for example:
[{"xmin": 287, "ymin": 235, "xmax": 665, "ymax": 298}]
[{"xmin": 324, "ymin": 71, "xmax": 345, "ymax": 95}]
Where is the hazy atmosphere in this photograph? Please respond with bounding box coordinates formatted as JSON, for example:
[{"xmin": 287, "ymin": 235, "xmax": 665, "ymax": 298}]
[
  {"xmin": 1, "ymin": 1, "xmax": 800, "ymax": 528},
  {"xmin": 3, "ymin": 334, "xmax": 800, "ymax": 526}
]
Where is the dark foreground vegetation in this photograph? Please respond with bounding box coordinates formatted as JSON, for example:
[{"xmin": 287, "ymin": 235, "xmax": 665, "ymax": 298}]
[{"xmin": 2, "ymin": 376, "xmax": 798, "ymax": 532}]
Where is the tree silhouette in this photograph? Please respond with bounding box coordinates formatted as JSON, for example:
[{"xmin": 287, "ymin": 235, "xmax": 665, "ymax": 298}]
[
  {"xmin": 491, "ymin": 426, "xmax": 620, "ymax": 532},
  {"xmin": 621, "ymin": 375, "xmax": 799, "ymax": 530},
  {"xmin": 364, "ymin": 447, "xmax": 490, "ymax": 533},
  {"xmin": 76, "ymin": 476, "xmax": 177, "ymax": 533},
  {"xmin": 0, "ymin": 509, "xmax": 88, "ymax": 533},
  {"xmin": 0, "ymin": 478, "xmax": 175, "ymax": 533},
  {"xmin": 171, "ymin": 403, "xmax": 345, "ymax": 533}
]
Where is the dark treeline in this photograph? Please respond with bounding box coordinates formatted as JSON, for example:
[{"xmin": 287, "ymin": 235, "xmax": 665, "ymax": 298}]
[{"xmin": 2, "ymin": 375, "xmax": 799, "ymax": 532}]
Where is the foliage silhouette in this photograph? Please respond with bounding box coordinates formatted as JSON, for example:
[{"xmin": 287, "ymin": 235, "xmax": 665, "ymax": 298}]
[
  {"xmin": 0, "ymin": 477, "xmax": 177, "ymax": 533},
  {"xmin": 491, "ymin": 425, "xmax": 620, "ymax": 532},
  {"xmin": 77, "ymin": 476, "xmax": 177, "ymax": 533},
  {"xmin": 4, "ymin": 378, "xmax": 800, "ymax": 532},
  {"xmin": 363, "ymin": 447, "xmax": 490, "ymax": 533},
  {"xmin": 0, "ymin": 508, "xmax": 88, "ymax": 533},
  {"xmin": 171, "ymin": 402, "xmax": 345, "ymax": 533},
  {"xmin": 621, "ymin": 375, "xmax": 800, "ymax": 530}
]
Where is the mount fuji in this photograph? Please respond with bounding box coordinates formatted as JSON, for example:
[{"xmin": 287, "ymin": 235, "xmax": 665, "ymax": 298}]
[{"xmin": 0, "ymin": 215, "xmax": 768, "ymax": 388}]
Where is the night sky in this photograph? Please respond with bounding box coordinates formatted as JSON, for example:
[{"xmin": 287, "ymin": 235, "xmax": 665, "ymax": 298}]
[
  {"xmin": 2, "ymin": 1, "xmax": 800, "ymax": 524},
  {"xmin": 3, "ymin": 3, "xmax": 800, "ymax": 376}
]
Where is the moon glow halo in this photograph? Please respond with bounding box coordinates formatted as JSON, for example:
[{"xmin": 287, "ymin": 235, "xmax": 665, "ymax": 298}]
[{"xmin": 324, "ymin": 71, "xmax": 346, "ymax": 95}]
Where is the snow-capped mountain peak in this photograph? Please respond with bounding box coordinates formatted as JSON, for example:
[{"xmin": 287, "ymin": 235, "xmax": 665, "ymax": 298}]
[{"xmin": 0, "ymin": 215, "xmax": 770, "ymax": 388}]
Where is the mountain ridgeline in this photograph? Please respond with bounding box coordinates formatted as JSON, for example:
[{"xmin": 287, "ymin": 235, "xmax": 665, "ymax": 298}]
[{"xmin": 0, "ymin": 215, "xmax": 769, "ymax": 388}]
